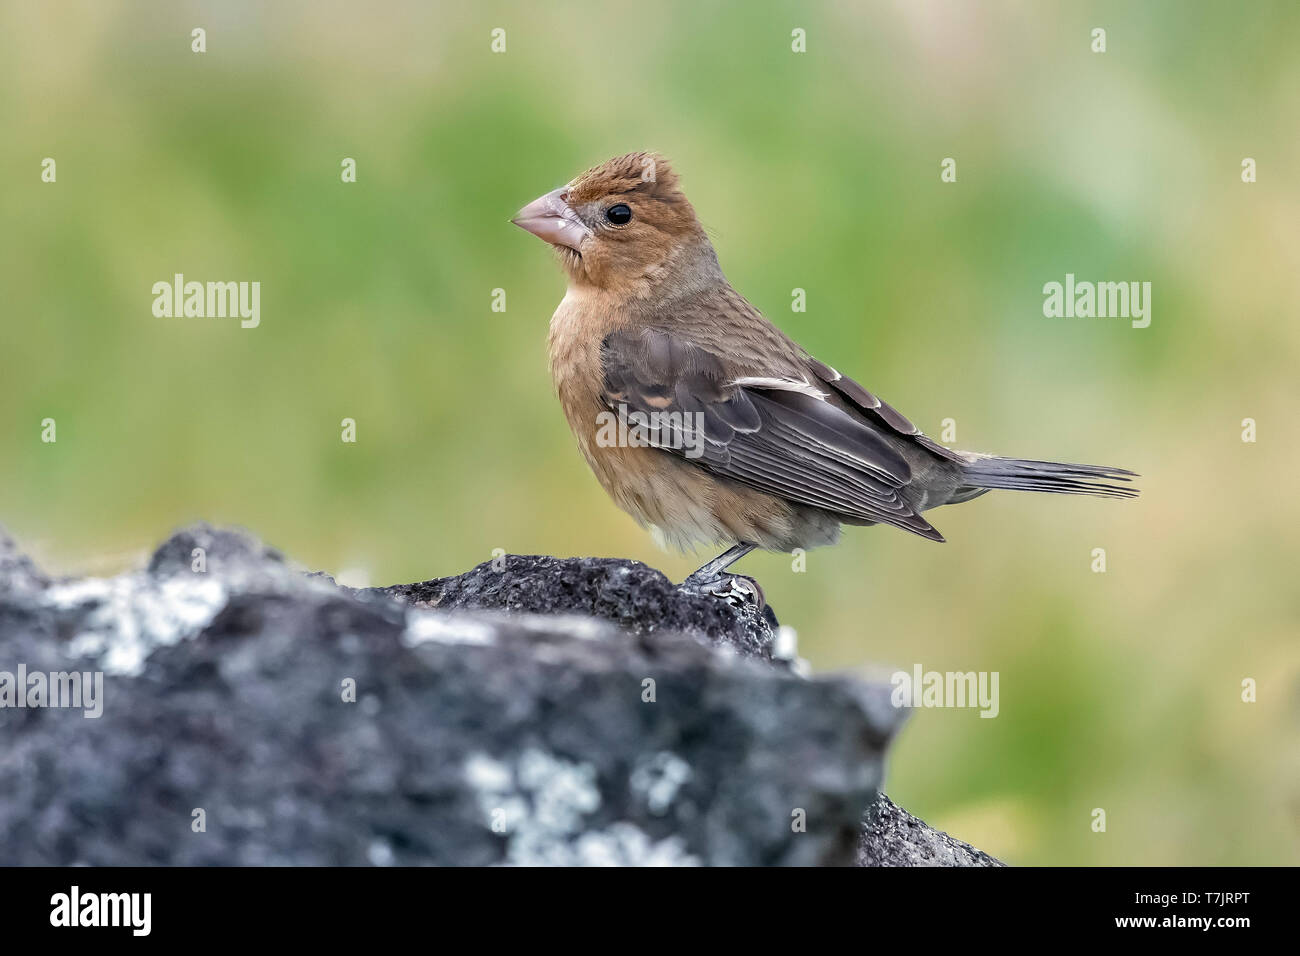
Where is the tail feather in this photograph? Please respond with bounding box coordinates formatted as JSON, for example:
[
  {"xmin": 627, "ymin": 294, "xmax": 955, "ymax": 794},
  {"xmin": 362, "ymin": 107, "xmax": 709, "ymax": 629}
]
[{"xmin": 958, "ymin": 455, "xmax": 1139, "ymax": 499}]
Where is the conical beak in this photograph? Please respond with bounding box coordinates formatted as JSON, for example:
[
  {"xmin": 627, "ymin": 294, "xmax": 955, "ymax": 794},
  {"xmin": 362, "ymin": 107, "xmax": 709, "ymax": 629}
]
[{"xmin": 512, "ymin": 186, "xmax": 592, "ymax": 253}]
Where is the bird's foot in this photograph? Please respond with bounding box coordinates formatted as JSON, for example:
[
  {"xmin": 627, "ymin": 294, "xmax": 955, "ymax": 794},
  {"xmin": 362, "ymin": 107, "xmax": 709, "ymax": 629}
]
[{"xmin": 677, "ymin": 572, "xmax": 779, "ymax": 629}]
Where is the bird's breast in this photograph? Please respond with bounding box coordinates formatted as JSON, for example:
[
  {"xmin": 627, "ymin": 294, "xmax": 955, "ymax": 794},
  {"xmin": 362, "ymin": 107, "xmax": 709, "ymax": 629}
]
[{"xmin": 543, "ymin": 290, "xmax": 820, "ymax": 553}]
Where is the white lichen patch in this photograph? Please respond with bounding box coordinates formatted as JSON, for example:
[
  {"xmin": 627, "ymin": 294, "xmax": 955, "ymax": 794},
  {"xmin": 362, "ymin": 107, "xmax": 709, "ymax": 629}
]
[
  {"xmin": 366, "ymin": 839, "xmax": 395, "ymax": 867},
  {"xmin": 464, "ymin": 748, "xmax": 700, "ymax": 866},
  {"xmin": 54, "ymin": 573, "xmax": 228, "ymax": 676},
  {"xmin": 771, "ymin": 624, "xmax": 813, "ymax": 676},
  {"xmin": 511, "ymin": 613, "xmax": 611, "ymax": 642},
  {"xmin": 629, "ymin": 751, "xmax": 692, "ymax": 816},
  {"xmin": 516, "ymin": 748, "xmax": 601, "ymax": 836},
  {"xmin": 41, "ymin": 549, "xmax": 342, "ymax": 677},
  {"xmin": 402, "ymin": 611, "xmax": 496, "ymax": 647},
  {"xmin": 463, "ymin": 752, "xmax": 514, "ymax": 793},
  {"xmin": 772, "ymin": 624, "xmax": 799, "ymax": 660},
  {"xmin": 573, "ymin": 823, "xmax": 699, "ymax": 866}
]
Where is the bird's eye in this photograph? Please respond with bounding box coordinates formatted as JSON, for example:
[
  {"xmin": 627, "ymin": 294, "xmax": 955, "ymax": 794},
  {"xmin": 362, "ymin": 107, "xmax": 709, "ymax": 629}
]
[{"xmin": 605, "ymin": 203, "xmax": 633, "ymax": 225}]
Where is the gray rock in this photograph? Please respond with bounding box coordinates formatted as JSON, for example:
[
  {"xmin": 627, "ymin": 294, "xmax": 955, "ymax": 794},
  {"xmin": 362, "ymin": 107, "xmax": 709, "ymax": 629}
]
[
  {"xmin": 0, "ymin": 522, "xmax": 999, "ymax": 866},
  {"xmin": 371, "ymin": 554, "xmax": 776, "ymax": 661},
  {"xmin": 0, "ymin": 525, "xmax": 828, "ymax": 863},
  {"xmin": 860, "ymin": 793, "xmax": 1005, "ymax": 866}
]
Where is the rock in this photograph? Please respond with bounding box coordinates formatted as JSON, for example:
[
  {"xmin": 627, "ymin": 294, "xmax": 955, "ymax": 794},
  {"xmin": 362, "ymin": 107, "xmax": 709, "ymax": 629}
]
[
  {"xmin": 369, "ymin": 553, "xmax": 777, "ymax": 662},
  {"xmin": 0, "ymin": 522, "xmax": 999, "ymax": 866},
  {"xmin": 0, "ymin": 529, "xmax": 48, "ymax": 595},
  {"xmin": 859, "ymin": 793, "xmax": 1004, "ymax": 867}
]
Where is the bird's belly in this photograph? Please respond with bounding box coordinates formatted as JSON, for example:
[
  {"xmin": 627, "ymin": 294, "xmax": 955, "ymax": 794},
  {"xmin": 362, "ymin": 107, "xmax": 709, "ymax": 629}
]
[{"xmin": 563, "ymin": 394, "xmax": 838, "ymax": 553}]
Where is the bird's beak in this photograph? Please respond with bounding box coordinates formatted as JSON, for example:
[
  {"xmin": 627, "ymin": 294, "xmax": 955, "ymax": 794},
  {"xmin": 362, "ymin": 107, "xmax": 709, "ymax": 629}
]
[{"xmin": 512, "ymin": 186, "xmax": 592, "ymax": 253}]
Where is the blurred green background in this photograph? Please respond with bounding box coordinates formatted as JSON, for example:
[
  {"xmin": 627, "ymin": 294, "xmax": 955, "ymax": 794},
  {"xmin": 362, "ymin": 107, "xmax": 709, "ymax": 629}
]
[{"xmin": 2, "ymin": 0, "xmax": 1297, "ymax": 864}]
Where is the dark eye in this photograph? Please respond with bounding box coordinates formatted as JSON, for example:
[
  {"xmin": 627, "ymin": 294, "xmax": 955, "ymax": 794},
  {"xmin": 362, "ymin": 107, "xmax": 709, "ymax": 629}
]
[{"xmin": 605, "ymin": 203, "xmax": 632, "ymax": 225}]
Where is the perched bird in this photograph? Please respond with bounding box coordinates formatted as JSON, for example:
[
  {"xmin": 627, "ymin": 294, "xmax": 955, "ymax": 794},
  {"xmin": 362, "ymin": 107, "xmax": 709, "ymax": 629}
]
[{"xmin": 513, "ymin": 152, "xmax": 1137, "ymax": 603}]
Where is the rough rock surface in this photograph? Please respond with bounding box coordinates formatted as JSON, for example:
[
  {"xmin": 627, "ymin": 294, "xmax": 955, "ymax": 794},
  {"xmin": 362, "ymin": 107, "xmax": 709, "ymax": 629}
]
[
  {"xmin": 0, "ymin": 522, "xmax": 1000, "ymax": 866},
  {"xmin": 860, "ymin": 793, "xmax": 1003, "ymax": 867},
  {"xmin": 369, "ymin": 554, "xmax": 776, "ymax": 661}
]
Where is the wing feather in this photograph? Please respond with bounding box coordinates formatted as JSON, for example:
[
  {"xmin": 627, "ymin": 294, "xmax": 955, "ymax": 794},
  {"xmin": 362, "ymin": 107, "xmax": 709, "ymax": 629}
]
[{"xmin": 600, "ymin": 328, "xmax": 946, "ymax": 541}]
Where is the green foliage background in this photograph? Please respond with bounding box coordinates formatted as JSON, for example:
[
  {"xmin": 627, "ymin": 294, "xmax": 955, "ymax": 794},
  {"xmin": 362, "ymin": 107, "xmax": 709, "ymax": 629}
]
[{"xmin": 2, "ymin": 1, "xmax": 1297, "ymax": 864}]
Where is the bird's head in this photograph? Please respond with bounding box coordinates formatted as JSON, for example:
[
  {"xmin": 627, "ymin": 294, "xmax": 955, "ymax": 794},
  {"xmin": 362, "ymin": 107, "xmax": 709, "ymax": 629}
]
[{"xmin": 513, "ymin": 151, "xmax": 719, "ymax": 294}]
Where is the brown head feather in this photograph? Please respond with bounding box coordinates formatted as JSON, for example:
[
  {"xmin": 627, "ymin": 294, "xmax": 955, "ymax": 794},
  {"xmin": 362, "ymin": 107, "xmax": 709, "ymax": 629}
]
[
  {"xmin": 556, "ymin": 152, "xmax": 719, "ymax": 294},
  {"xmin": 567, "ymin": 151, "xmax": 684, "ymax": 205}
]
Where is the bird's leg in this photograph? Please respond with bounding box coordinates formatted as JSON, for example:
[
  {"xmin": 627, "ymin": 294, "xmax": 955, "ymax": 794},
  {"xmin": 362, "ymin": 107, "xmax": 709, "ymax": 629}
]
[
  {"xmin": 682, "ymin": 542, "xmax": 757, "ymax": 587},
  {"xmin": 678, "ymin": 543, "xmax": 773, "ymax": 622}
]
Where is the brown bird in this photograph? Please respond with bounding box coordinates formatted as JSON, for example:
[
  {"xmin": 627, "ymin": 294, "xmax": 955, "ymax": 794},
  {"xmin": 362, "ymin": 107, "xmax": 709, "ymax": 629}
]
[{"xmin": 513, "ymin": 152, "xmax": 1137, "ymax": 605}]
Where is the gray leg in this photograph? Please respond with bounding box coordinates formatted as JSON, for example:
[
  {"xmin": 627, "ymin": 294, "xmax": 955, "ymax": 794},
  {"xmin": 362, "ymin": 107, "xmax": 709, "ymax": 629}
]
[
  {"xmin": 678, "ymin": 542, "xmax": 769, "ymax": 618},
  {"xmin": 682, "ymin": 542, "xmax": 757, "ymax": 586}
]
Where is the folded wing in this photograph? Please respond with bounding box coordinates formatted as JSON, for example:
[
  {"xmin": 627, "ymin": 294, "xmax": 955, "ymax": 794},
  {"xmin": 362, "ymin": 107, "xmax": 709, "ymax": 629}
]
[{"xmin": 600, "ymin": 327, "xmax": 946, "ymax": 541}]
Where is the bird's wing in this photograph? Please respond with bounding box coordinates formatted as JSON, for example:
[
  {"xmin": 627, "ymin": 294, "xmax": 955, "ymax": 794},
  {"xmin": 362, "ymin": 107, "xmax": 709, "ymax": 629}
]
[
  {"xmin": 600, "ymin": 327, "xmax": 945, "ymax": 541},
  {"xmin": 803, "ymin": 357, "xmax": 967, "ymax": 463}
]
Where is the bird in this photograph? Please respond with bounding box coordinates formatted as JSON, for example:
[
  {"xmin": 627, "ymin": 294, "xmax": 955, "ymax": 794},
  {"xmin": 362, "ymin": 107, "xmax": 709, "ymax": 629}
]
[{"xmin": 512, "ymin": 151, "xmax": 1137, "ymax": 606}]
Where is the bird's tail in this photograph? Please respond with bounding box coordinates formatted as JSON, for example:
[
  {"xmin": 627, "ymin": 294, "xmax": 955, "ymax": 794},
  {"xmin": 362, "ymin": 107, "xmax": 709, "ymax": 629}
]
[{"xmin": 957, "ymin": 454, "xmax": 1139, "ymax": 499}]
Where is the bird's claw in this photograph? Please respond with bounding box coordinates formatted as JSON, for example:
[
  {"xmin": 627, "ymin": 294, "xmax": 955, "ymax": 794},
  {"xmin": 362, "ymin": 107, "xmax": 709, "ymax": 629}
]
[{"xmin": 678, "ymin": 572, "xmax": 766, "ymax": 613}]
